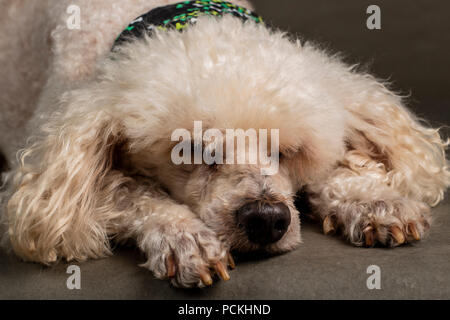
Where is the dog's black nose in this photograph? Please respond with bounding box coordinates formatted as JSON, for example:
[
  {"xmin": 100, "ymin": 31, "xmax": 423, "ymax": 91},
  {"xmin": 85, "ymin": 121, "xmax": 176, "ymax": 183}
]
[{"xmin": 236, "ymin": 201, "xmax": 291, "ymax": 245}]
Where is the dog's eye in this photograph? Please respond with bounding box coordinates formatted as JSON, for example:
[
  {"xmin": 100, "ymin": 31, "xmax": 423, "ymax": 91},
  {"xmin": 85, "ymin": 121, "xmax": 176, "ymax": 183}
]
[
  {"xmin": 206, "ymin": 154, "xmax": 219, "ymax": 170},
  {"xmin": 207, "ymin": 162, "xmax": 218, "ymax": 170}
]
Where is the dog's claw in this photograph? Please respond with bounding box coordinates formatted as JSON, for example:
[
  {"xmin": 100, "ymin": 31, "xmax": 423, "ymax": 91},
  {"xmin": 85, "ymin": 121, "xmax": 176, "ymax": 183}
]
[
  {"xmin": 166, "ymin": 254, "xmax": 176, "ymax": 278},
  {"xmin": 407, "ymin": 223, "xmax": 420, "ymax": 241},
  {"xmin": 323, "ymin": 215, "xmax": 336, "ymax": 235},
  {"xmin": 48, "ymin": 250, "xmax": 57, "ymax": 263},
  {"xmin": 227, "ymin": 252, "xmax": 235, "ymax": 269},
  {"xmin": 363, "ymin": 225, "xmax": 374, "ymax": 247},
  {"xmin": 389, "ymin": 226, "xmax": 405, "ymax": 244},
  {"xmin": 214, "ymin": 261, "xmax": 230, "ymax": 281},
  {"xmin": 200, "ymin": 271, "xmax": 213, "ymax": 286}
]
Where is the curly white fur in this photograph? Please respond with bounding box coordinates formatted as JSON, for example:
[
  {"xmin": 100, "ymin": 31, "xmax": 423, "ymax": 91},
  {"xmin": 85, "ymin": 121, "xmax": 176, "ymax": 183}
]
[{"xmin": 1, "ymin": 0, "xmax": 449, "ymax": 288}]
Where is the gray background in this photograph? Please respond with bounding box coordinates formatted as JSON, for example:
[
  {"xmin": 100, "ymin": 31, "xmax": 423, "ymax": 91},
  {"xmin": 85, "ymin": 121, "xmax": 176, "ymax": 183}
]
[
  {"xmin": 0, "ymin": 0, "xmax": 449, "ymax": 299},
  {"xmin": 257, "ymin": 0, "xmax": 450, "ymax": 127}
]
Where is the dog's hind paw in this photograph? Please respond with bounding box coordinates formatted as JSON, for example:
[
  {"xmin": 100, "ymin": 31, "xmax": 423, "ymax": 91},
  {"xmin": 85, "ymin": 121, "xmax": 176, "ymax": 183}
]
[
  {"xmin": 322, "ymin": 198, "xmax": 431, "ymax": 247},
  {"xmin": 140, "ymin": 220, "xmax": 234, "ymax": 288}
]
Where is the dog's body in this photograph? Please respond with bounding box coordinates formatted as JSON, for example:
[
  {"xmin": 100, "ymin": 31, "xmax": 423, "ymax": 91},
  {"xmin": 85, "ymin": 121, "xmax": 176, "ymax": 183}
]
[{"xmin": 1, "ymin": 0, "xmax": 449, "ymax": 288}]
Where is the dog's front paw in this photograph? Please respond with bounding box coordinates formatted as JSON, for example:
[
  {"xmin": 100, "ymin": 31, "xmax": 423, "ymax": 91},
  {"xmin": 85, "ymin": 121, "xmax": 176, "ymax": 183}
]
[
  {"xmin": 140, "ymin": 220, "xmax": 234, "ymax": 288},
  {"xmin": 322, "ymin": 198, "xmax": 431, "ymax": 247}
]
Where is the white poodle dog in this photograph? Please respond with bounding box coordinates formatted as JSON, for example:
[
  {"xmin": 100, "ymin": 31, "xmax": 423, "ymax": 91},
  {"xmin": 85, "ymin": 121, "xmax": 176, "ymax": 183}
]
[{"xmin": 1, "ymin": 0, "xmax": 449, "ymax": 288}]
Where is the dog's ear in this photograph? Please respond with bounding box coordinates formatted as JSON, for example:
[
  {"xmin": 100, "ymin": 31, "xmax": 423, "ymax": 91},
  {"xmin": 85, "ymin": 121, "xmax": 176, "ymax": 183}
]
[
  {"xmin": 6, "ymin": 91, "xmax": 129, "ymax": 264},
  {"xmin": 343, "ymin": 78, "xmax": 450, "ymax": 206}
]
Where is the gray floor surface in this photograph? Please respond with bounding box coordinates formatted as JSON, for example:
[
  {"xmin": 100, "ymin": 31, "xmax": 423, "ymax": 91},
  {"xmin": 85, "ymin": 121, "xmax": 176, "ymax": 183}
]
[{"xmin": 1, "ymin": 197, "xmax": 449, "ymax": 299}]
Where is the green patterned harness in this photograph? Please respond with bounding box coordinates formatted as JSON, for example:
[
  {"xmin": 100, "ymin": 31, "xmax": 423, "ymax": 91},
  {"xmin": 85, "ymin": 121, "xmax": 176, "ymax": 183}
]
[{"xmin": 114, "ymin": 0, "xmax": 263, "ymax": 48}]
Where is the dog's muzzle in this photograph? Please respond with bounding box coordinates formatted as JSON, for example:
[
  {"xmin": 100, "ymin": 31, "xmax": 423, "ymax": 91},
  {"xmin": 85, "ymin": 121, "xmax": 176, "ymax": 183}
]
[{"xmin": 236, "ymin": 201, "xmax": 291, "ymax": 245}]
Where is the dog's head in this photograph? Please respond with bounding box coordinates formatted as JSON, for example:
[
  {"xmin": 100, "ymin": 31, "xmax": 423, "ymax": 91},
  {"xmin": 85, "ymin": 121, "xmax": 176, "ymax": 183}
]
[
  {"xmin": 107, "ymin": 17, "xmax": 346, "ymax": 253},
  {"xmin": 8, "ymin": 17, "xmax": 347, "ymax": 263}
]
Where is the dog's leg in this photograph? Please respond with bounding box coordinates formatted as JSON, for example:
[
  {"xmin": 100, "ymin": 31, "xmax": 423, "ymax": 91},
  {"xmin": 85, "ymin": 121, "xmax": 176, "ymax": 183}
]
[
  {"xmin": 308, "ymin": 151, "xmax": 431, "ymax": 247},
  {"xmin": 112, "ymin": 179, "xmax": 231, "ymax": 288},
  {"xmin": 5, "ymin": 88, "xmax": 230, "ymax": 287},
  {"xmin": 307, "ymin": 73, "xmax": 449, "ymax": 247}
]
